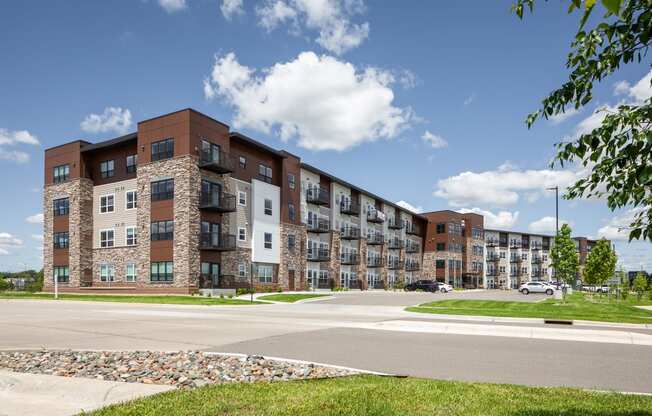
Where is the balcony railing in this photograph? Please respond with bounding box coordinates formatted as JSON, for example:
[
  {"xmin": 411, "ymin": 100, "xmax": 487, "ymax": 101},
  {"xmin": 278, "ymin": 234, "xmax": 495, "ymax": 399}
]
[
  {"xmin": 509, "ymin": 242, "xmax": 522, "ymax": 249},
  {"xmin": 531, "ymin": 257, "xmax": 543, "ymax": 264},
  {"xmin": 405, "ymin": 262, "xmax": 421, "ymax": 271},
  {"xmin": 307, "ymin": 218, "xmax": 330, "ymax": 233},
  {"xmin": 387, "ymin": 238, "xmax": 404, "ymax": 249},
  {"xmin": 388, "ymin": 219, "xmax": 404, "ymax": 230},
  {"xmin": 199, "ymin": 274, "xmax": 225, "ymax": 289},
  {"xmin": 340, "ymin": 253, "xmax": 360, "ymax": 265},
  {"xmin": 366, "ymin": 210, "xmax": 385, "ymax": 223},
  {"xmin": 307, "ymin": 248, "xmax": 330, "ymax": 262},
  {"xmin": 367, "ymin": 257, "xmax": 384, "ymax": 268},
  {"xmin": 200, "ymin": 233, "xmax": 237, "ymax": 251},
  {"xmin": 306, "ymin": 187, "xmax": 329, "ymax": 205},
  {"xmin": 372, "ymin": 281, "xmax": 385, "ymax": 289},
  {"xmin": 405, "ymin": 243, "xmax": 420, "ymax": 253},
  {"xmin": 406, "ymin": 224, "xmax": 421, "ymax": 235},
  {"xmin": 531, "ymin": 243, "xmax": 542, "ymax": 250},
  {"xmin": 367, "ymin": 233, "xmax": 385, "ymax": 245},
  {"xmin": 340, "ymin": 201, "xmax": 360, "ymax": 216},
  {"xmin": 199, "ymin": 150, "xmax": 234, "ymax": 174},
  {"xmin": 486, "ymin": 239, "xmax": 499, "ymax": 247},
  {"xmin": 509, "ymin": 257, "xmax": 523, "ymax": 263},
  {"xmin": 486, "ymin": 254, "xmax": 501, "ymax": 262},
  {"xmin": 340, "ymin": 226, "xmax": 360, "ymax": 240},
  {"xmin": 387, "ymin": 259, "xmax": 404, "ymax": 270},
  {"xmin": 199, "ymin": 192, "xmax": 237, "ymax": 212}
]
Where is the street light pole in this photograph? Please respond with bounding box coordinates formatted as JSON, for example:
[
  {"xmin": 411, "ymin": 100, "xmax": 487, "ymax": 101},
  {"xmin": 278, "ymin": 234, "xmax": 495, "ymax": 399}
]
[{"xmin": 546, "ymin": 186, "xmax": 559, "ymax": 283}]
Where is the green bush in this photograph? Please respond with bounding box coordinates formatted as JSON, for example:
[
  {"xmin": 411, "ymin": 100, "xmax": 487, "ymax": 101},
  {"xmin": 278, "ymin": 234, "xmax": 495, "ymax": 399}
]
[
  {"xmin": 25, "ymin": 273, "xmax": 43, "ymax": 293},
  {"xmin": 0, "ymin": 278, "xmax": 12, "ymax": 291},
  {"xmin": 393, "ymin": 281, "xmax": 405, "ymax": 290},
  {"xmin": 236, "ymin": 288, "xmax": 254, "ymax": 296}
]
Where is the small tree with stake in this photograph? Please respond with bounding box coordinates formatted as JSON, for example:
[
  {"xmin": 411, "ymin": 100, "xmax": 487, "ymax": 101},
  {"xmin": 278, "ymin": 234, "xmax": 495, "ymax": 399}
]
[
  {"xmin": 632, "ymin": 272, "xmax": 648, "ymax": 300},
  {"xmin": 551, "ymin": 224, "xmax": 580, "ymax": 302},
  {"xmin": 583, "ymin": 239, "xmax": 617, "ymax": 298}
]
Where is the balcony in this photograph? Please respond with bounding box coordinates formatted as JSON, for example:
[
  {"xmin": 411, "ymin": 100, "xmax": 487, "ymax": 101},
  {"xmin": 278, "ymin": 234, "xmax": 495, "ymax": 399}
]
[
  {"xmin": 405, "ymin": 243, "xmax": 420, "ymax": 253},
  {"xmin": 387, "ymin": 259, "xmax": 404, "ymax": 270},
  {"xmin": 367, "ymin": 233, "xmax": 385, "ymax": 245},
  {"xmin": 531, "ymin": 257, "xmax": 543, "ymax": 264},
  {"xmin": 367, "ymin": 257, "xmax": 384, "ymax": 268},
  {"xmin": 307, "ymin": 218, "xmax": 330, "ymax": 233},
  {"xmin": 486, "ymin": 239, "xmax": 499, "ymax": 248},
  {"xmin": 340, "ymin": 226, "xmax": 360, "ymax": 240},
  {"xmin": 405, "ymin": 262, "xmax": 421, "ymax": 271},
  {"xmin": 307, "ymin": 248, "xmax": 330, "ymax": 262},
  {"xmin": 306, "ymin": 187, "xmax": 329, "ymax": 205},
  {"xmin": 509, "ymin": 241, "xmax": 522, "ymax": 249},
  {"xmin": 366, "ymin": 210, "xmax": 385, "ymax": 223},
  {"xmin": 340, "ymin": 253, "xmax": 360, "ymax": 265},
  {"xmin": 406, "ymin": 224, "xmax": 421, "ymax": 235},
  {"xmin": 200, "ymin": 233, "xmax": 236, "ymax": 251},
  {"xmin": 531, "ymin": 243, "xmax": 542, "ymax": 250},
  {"xmin": 199, "ymin": 150, "xmax": 234, "ymax": 174},
  {"xmin": 388, "ymin": 219, "xmax": 404, "ymax": 230},
  {"xmin": 199, "ymin": 192, "xmax": 236, "ymax": 213},
  {"xmin": 387, "ymin": 238, "xmax": 404, "ymax": 250},
  {"xmin": 340, "ymin": 201, "xmax": 360, "ymax": 216},
  {"xmin": 486, "ymin": 254, "xmax": 501, "ymax": 262},
  {"xmin": 509, "ymin": 257, "xmax": 523, "ymax": 263}
]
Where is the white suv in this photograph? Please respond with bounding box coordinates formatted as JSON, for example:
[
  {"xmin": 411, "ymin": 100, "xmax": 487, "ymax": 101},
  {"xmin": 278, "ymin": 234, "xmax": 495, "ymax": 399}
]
[{"xmin": 519, "ymin": 281, "xmax": 555, "ymax": 295}]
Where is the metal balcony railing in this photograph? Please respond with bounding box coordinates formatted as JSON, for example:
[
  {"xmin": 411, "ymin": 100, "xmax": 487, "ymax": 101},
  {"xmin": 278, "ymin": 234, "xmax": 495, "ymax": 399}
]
[
  {"xmin": 387, "ymin": 238, "xmax": 404, "ymax": 249},
  {"xmin": 340, "ymin": 253, "xmax": 360, "ymax": 265},
  {"xmin": 406, "ymin": 224, "xmax": 421, "ymax": 235},
  {"xmin": 387, "ymin": 260, "xmax": 404, "ymax": 270},
  {"xmin": 367, "ymin": 257, "xmax": 384, "ymax": 268},
  {"xmin": 388, "ymin": 219, "xmax": 404, "ymax": 230},
  {"xmin": 486, "ymin": 254, "xmax": 501, "ymax": 262},
  {"xmin": 200, "ymin": 233, "xmax": 236, "ymax": 251},
  {"xmin": 367, "ymin": 233, "xmax": 385, "ymax": 245},
  {"xmin": 307, "ymin": 218, "xmax": 330, "ymax": 233},
  {"xmin": 405, "ymin": 262, "xmax": 421, "ymax": 271},
  {"xmin": 340, "ymin": 226, "xmax": 360, "ymax": 240},
  {"xmin": 340, "ymin": 201, "xmax": 360, "ymax": 216},
  {"xmin": 486, "ymin": 239, "xmax": 499, "ymax": 247},
  {"xmin": 366, "ymin": 210, "xmax": 385, "ymax": 223},
  {"xmin": 199, "ymin": 192, "xmax": 236, "ymax": 212},
  {"xmin": 199, "ymin": 150, "xmax": 235, "ymax": 174},
  {"xmin": 306, "ymin": 187, "xmax": 329, "ymax": 205},
  {"xmin": 307, "ymin": 248, "xmax": 330, "ymax": 262},
  {"xmin": 405, "ymin": 243, "xmax": 420, "ymax": 253}
]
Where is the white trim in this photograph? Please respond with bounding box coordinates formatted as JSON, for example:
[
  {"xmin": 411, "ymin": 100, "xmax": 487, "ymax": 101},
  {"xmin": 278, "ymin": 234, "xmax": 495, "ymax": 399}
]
[
  {"xmin": 99, "ymin": 193, "xmax": 115, "ymax": 214},
  {"xmin": 125, "ymin": 226, "xmax": 137, "ymax": 246},
  {"xmin": 238, "ymin": 227, "xmax": 247, "ymax": 242},
  {"xmin": 99, "ymin": 228, "xmax": 115, "ymax": 248},
  {"xmin": 125, "ymin": 262, "xmax": 137, "ymax": 283},
  {"xmin": 238, "ymin": 191, "xmax": 247, "ymax": 206},
  {"xmin": 125, "ymin": 189, "xmax": 137, "ymax": 210}
]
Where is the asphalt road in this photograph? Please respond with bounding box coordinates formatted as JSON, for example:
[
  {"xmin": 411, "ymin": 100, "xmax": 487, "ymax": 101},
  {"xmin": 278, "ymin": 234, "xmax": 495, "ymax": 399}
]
[{"xmin": 1, "ymin": 291, "xmax": 651, "ymax": 393}]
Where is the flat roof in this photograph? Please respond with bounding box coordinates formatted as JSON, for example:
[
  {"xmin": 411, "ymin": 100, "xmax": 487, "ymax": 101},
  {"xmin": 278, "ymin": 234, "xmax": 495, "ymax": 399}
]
[
  {"xmin": 230, "ymin": 132, "xmax": 287, "ymax": 159},
  {"xmin": 79, "ymin": 132, "xmax": 137, "ymax": 153}
]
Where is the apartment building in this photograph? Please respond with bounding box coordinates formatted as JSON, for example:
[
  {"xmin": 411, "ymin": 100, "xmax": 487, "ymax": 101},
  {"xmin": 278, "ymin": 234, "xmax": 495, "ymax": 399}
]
[{"xmin": 43, "ymin": 108, "xmax": 426, "ymax": 294}]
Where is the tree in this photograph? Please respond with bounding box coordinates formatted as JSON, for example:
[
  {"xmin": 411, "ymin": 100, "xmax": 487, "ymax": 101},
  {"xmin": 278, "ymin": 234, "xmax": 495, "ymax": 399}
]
[
  {"xmin": 551, "ymin": 224, "xmax": 580, "ymax": 300},
  {"xmin": 582, "ymin": 239, "xmax": 617, "ymax": 293},
  {"xmin": 632, "ymin": 272, "xmax": 648, "ymax": 299},
  {"xmin": 513, "ymin": 0, "xmax": 652, "ymax": 241}
]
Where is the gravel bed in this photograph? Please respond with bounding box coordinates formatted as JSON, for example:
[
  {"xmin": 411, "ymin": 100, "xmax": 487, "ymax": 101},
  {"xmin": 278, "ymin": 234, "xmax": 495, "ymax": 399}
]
[{"xmin": 0, "ymin": 350, "xmax": 357, "ymax": 389}]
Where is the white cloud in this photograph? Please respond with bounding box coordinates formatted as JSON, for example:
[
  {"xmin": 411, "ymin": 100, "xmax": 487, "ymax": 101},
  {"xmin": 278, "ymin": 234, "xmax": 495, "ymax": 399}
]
[
  {"xmin": 204, "ymin": 51, "xmax": 412, "ymax": 151},
  {"xmin": 0, "ymin": 149, "xmax": 30, "ymax": 163},
  {"xmin": 613, "ymin": 80, "xmax": 631, "ymax": 96},
  {"xmin": 434, "ymin": 162, "xmax": 580, "ymax": 207},
  {"xmin": 625, "ymin": 69, "xmax": 652, "ymax": 103},
  {"xmin": 255, "ymin": 0, "xmax": 369, "ymax": 55},
  {"xmin": 528, "ymin": 216, "xmax": 571, "ymax": 234},
  {"xmin": 0, "ymin": 128, "xmax": 39, "ymax": 163},
  {"xmin": 25, "ymin": 213, "xmax": 43, "ymax": 224},
  {"xmin": 80, "ymin": 107, "xmax": 132, "ymax": 135},
  {"xmin": 421, "ymin": 130, "xmax": 447, "ymax": 149},
  {"xmin": 0, "ymin": 232, "xmax": 24, "ymax": 255},
  {"xmin": 397, "ymin": 69, "xmax": 418, "ymax": 89},
  {"xmin": 396, "ymin": 200, "xmax": 423, "ymax": 214},
  {"xmin": 221, "ymin": 0, "xmax": 244, "ymax": 19},
  {"xmin": 548, "ymin": 107, "xmax": 581, "ymax": 124},
  {"xmin": 597, "ymin": 207, "xmax": 648, "ymax": 241},
  {"xmin": 158, "ymin": 0, "xmax": 187, "ymax": 13},
  {"xmin": 458, "ymin": 207, "xmax": 519, "ymax": 229}
]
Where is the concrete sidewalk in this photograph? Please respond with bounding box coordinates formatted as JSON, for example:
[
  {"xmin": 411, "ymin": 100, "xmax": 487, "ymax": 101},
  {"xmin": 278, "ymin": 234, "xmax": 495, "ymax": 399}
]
[{"xmin": 0, "ymin": 370, "xmax": 172, "ymax": 416}]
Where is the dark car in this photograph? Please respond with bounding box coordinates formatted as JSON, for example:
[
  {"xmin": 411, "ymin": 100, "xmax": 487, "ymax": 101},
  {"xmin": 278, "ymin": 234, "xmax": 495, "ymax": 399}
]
[{"xmin": 404, "ymin": 280, "xmax": 439, "ymax": 292}]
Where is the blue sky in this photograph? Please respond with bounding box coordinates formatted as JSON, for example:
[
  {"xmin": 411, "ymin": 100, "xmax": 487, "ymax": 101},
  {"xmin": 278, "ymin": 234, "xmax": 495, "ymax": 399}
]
[{"xmin": 0, "ymin": 0, "xmax": 650, "ymax": 272}]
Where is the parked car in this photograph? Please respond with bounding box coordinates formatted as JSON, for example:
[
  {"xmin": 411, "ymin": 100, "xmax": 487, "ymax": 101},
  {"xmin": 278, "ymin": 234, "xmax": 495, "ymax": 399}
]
[
  {"xmin": 546, "ymin": 281, "xmax": 569, "ymax": 290},
  {"xmin": 519, "ymin": 281, "xmax": 555, "ymax": 295},
  {"xmin": 582, "ymin": 285, "xmax": 610, "ymax": 293},
  {"xmin": 438, "ymin": 282, "xmax": 453, "ymax": 293},
  {"xmin": 404, "ymin": 280, "xmax": 439, "ymax": 292}
]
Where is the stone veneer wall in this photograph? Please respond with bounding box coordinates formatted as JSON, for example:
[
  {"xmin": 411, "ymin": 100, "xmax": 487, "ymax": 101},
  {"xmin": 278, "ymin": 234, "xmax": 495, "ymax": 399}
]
[
  {"xmin": 279, "ymin": 223, "xmax": 307, "ymax": 290},
  {"xmin": 91, "ymin": 247, "xmax": 139, "ymax": 286},
  {"xmin": 379, "ymin": 244, "xmax": 387, "ymax": 288},
  {"xmin": 43, "ymin": 178, "xmax": 93, "ymax": 290},
  {"xmin": 221, "ymin": 248, "xmax": 252, "ymax": 289},
  {"xmin": 397, "ymin": 247, "xmax": 406, "ymax": 284},
  {"xmin": 357, "ymin": 238, "xmax": 368, "ymax": 290},
  {"xmin": 421, "ymin": 252, "xmax": 438, "ymax": 280},
  {"xmin": 328, "ymin": 231, "xmax": 341, "ymax": 289}
]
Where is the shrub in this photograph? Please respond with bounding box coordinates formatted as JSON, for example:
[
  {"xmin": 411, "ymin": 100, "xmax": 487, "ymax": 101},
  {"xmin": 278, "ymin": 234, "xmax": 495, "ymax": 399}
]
[
  {"xmin": 25, "ymin": 273, "xmax": 43, "ymax": 293},
  {"xmin": 394, "ymin": 281, "xmax": 405, "ymax": 290},
  {"xmin": 0, "ymin": 278, "xmax": 12, "ymax": 291},
  {"xmin": 236, "ymin": 288, "xmax": 254, "ymax": 296},
  {"xmin": 219, "ymin": 293, "xmax": 224, "ymax": 299}
]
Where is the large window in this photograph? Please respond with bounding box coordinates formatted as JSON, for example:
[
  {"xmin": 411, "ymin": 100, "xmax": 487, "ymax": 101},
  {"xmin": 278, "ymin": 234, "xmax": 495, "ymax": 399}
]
[
  {"xmin": 53, "ymin": 164, "xmax": 70, "ymax": 183},
  {"xmin": 436, "ymin": 259, "xmax": 445, "ymax": 269},
  {"xmin": 53, "ymin": 266, "xmax": 69, "ymax": 283},
  {"xmin": 264, "ymin": 198, "xmax": 272, "ymax": 216},
  {"xmin": 126, "ymin": 154, "xmax": 137, "ymax": 173},
  {"xmin": 151, "ymin": 179, "xmax": 174, "ymax": 201},
  {"xmin": 150, "ymin": 261, "xmax": 173, "ymax": 282},
  {"xmin": 264, "ymin": 232, "xmax": 272, "ymax": 249},
  {"xmin": 258, "ymin": 164, "xmax": 272, "ymax": 183},
  {"xmin": 53, "ymin": 198, "xmax": 69, "ymax": 216},
  {"xmin": 238, "ymin": 227, "xmax": 246, "ymax": 241},
  {"xmin": 126, "ymin": 190, "xmax": 137, "ymax": 209},
  {"xmin": 151, "ymin": 220, "xmax": 174, "ymax": 241},
  {"xmin": 126, "ymin": 262, "xmax": 137, "ymax": 282},
  {"xmin": 288, "ymin": 173, "xmax": 295, "ymax": 190},
  {"xmin": 100, "ymin": 194, "xmax": 114, "ymax": 213},
  {"xmin": 100, "ymin": 160, "xmax": 115, "ymax": 178},
  {"xmin": 100, "ymin": 264, "xmax": 115, "ymax": 282},
  {"xmin": 436, "ymin": 242, "xmax": 446, "ymax": 251},
  {"xmin": 436, "ymin": 223, "xmax": 445, "ymax": 234},
  {"xmin": 126, "ymin": 226, "xmax": 137, "ymax": 246},
  {"xmin": 151, "ymin": 138, "xmax": 174, "ymax": 161},
  {"xmin": 201, "ymin": 140, "xmax": 222, "ymax": 163},
  {"xmin": 257, "ymin": 264, "xmax": 273, "ymax": 283},
  {"xmin": 100, "ymin": 229, "xmax": 114, "ymax": 248},
  {"xmin": 53, "ymin": 232, "xmax": 69, "ymax": 249},
  {"xmin": 288, "ymin": 203, "xmax": 296, "ymax": 222}
]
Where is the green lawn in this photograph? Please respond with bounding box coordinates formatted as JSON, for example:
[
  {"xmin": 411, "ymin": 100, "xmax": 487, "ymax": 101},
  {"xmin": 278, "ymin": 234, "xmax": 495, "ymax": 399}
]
[
  {"xmin": 85, "ymin": 375, "xmax": 652, "ymax": 416},
  {"xmin": 406, "ymin": 293, "xmax": 652, "ymax": 324},
  {"xmin": 256, "ymin": 293, "xmax": 330, "ymax": 302},
  {"xmin": 0, "ymin": 292, "xmax": 264, "ymax": 305}
]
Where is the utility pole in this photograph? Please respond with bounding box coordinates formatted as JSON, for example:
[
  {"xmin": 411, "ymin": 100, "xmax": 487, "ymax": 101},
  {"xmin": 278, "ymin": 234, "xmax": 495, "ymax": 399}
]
[{"xmin": 547, "ymin": 186, "xmax": 559, "ymax": 283}]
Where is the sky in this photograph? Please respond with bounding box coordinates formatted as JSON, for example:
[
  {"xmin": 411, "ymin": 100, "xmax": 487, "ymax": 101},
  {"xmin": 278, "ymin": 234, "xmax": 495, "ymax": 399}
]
[{"xmin": 0, "ymin": 0, "xmax": 650, "ymax": 272}]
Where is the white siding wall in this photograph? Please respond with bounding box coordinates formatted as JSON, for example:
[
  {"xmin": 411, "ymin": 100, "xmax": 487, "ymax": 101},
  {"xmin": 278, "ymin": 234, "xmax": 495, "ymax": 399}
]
[
  {"xmin": 251, "ymin": 178, "xmax": 280, "ymax": 264},
  {"xmin": 92, "ymin": 179, "xmax": 138, "ymax": 249},
  {"xmin": 232, "ymin": 178, "xmax": 252, "ymax": 249}
]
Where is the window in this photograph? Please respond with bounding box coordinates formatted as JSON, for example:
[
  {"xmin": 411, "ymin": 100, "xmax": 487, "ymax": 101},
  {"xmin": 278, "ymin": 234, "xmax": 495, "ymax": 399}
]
[
  {"xmin": 100, "ymin": 194, "xmax": 114, "ymax": 213},
  {"xmin": 53, "ymin": 266, "xmax": 69, "ymax": 283},
  {"xmin": 200, "ymin": 140, "xmax": 222, "ymax": 163},
  {"xmin": 151, "ymin": 138, "xmax": 174, "ymax": 161},
  {"xmin": 436, "ymin": 260, "xmax": 445, "ymax": 269},
  {"xmin": 239, "ymin": 156, "xmax": 246, "ymax": 169},
  {"xmin": 264, "ymin": 232, "xmax": 272, "ymax": 249},
  {"xmin": 288, "ymin": 173, "xmax": 295, "ymax": 190},
  {"xmin": 126, "ymin": 190, "xmax": 137, "ymax": 209},
  {"xmin": 100, "ymin": 229, "xmax": 114, "ymax": 248},
  {"xmin": 257, "ymin": 264, "xmax": 273, "ymax": 283},
  {"xmin": 436, "ymin": 223, "xmax": 445, "ymax": 234},
  {"xmin": 100, "ymin": 160, "xmax": 115, "ymax": 178},
  {"xmin": 238, "ymin": 227, "xmax": 246, "ymax": 241},
  {"xmin": 151, "ymin": 220, "xmax": 174, "ymax": 241},
  {"xmin": 151, "ymin": 179, "xmax": 174, "ymax": 201},
  {"xmin": 100, "ymin": 264, "xmax": 115, "ymax": 282},
  {"xmin": 264, "ymin": 198, "xmax": 272, "ymax": 216},
  {"xmin": 238, "ymin": 263, "xmax": 247, "ymax": 277},
  {"xmin": 126, "ymin": 154, "xmax": 137, "ymax": 173},
  {"xmin": 238, "ymin": 191, "xmax": 246, "ymax": 206},
  {"xmin": 150, "ymin": 261, "xmax": 173, "ymax": 282},
  {"xmin": 126, "ymin": 226, "xmax": 137, "ymax": 246},
  {"xmin": 436, "ymin": 242, "xmax": 446, "ymax": 251},
  {"xmin": 53, "ymin": 198, "xmax": 69, "ymax": 216},
  {"xmin": 258, "ymin": 164, "xmax": 273, "ymax": 183},
  {"xmin": 500, "ymin": 251, "xmax": 506, "ymax": 259},
  {"xmin": 288, "ymin": 234, "xmax": 296, "ymax": 251},
  {"xmin": 288, "ymin": 203, "xmax": 295, "ymax": 221},
  {"xmin": 53, "ymin": 232, "xmax": 69, "ymax": 249},
  {"xmin": 53, "ymin": 164, "xmax": 70, "ymax": 183},
  {"xmin": 126, "ymin": 263, "xmax": 136, "ymax": 282}
]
